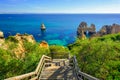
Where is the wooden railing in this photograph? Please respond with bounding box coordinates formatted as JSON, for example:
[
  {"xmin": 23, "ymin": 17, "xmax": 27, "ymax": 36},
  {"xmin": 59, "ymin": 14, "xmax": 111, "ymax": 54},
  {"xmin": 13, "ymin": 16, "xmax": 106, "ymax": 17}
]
[
  {"xmin": 5, "ymin": 55, "xmax": 52, "ymax": 80},
  {"xmin": 73, "ymin": 56, "xmax": 99, "ymax": 80}
]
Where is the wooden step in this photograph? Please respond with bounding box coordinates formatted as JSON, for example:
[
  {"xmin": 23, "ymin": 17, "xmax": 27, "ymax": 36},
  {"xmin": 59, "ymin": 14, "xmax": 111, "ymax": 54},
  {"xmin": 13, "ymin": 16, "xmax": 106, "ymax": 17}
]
[
  {"xmin": 40, "ymin": 74, "xmax": 64, "ymax": 79},
  {"xmin": 39, "ymin": 59, "xmax": 76, "ymax": 80},
  {"xmin": 45, "ymin": 63, "xmax": 56, "ymax": 67},
  {"xmin": 40, "ymin": 66, "xmax": 76, "ymax": 79},
  {"xmin": 40, "ymin": 78, "xmax": 64, "ymax": 80}
]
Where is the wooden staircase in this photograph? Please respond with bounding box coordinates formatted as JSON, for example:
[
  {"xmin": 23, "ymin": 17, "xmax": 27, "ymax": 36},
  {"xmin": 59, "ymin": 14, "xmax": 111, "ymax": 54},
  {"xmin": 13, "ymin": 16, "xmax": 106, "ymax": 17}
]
[
  {"xmin": 5, "ymin": 55, "xmax": 99, "ymax": 80},
  {"xmin": 40, "ymin": 59, "xmax": 76, "ymax": 80}
]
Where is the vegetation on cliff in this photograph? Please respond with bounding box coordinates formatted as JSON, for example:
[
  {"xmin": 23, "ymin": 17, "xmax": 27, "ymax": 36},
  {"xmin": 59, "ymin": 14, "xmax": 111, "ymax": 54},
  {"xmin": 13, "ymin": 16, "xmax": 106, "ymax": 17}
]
[
  {"xmin": 0, "ymin": 34, "xmax": 69, "ymax": 79},
  {"xmin": 49, "ymin": 45, "xmax": 69, "ymax": 59},
  {"xmin": 0, "ymin": 41, "xmax": 49, "ymax": 79},
  {"xmin": 1, "ymin": 31, "xmax": 120, "ymax": 80},
  {"xmin": 68, "ymin": 33, "xmax": 120, "ymax": 80}
]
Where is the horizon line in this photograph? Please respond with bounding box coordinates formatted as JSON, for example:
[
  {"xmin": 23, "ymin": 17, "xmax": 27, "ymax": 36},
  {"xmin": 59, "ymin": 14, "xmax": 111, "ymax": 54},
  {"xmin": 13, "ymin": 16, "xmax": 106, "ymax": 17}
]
[{"xmin": 1, "ymin": 12, "xmax": 120, "ymax": 14}]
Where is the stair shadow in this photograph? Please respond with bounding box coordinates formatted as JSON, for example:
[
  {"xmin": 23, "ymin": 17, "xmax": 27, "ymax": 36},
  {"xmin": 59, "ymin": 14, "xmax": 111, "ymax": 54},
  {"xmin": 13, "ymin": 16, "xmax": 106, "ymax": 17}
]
[{"xmin": 48, "ymin": 66, "xmax": 75, "ymax": 80}]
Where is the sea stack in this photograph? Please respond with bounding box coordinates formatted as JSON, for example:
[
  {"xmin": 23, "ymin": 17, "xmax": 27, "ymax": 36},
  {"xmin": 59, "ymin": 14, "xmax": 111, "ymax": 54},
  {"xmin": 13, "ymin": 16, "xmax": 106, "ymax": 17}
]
[
  {"xmin": 77, "ymin": 22, "xmax": 96, "ymax": 38},
  {"xmin": 41, "ymin": 23, "xmax": 46, "ymax": 30}
]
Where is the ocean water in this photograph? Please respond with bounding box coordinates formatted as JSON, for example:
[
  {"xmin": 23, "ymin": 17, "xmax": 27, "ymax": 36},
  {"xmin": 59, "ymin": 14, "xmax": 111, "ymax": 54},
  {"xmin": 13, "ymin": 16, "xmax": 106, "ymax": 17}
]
[{"xmin": 0, "ymin": 14, "xmax": 120, "ymax": 46}]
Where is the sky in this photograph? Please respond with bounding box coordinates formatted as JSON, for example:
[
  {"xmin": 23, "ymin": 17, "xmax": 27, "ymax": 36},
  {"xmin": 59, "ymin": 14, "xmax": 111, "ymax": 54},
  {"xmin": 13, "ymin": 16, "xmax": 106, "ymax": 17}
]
[{"xmin": 0, "ymin": 0, "xmax": 120, "ymax": 14}]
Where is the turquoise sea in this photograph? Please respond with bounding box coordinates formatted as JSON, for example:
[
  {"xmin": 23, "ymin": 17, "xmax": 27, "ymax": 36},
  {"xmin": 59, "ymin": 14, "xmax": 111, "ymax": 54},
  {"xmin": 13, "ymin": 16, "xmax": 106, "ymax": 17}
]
[{"xmin": 0, "ymin": 14, "xmax": 120, "ymax": 46}]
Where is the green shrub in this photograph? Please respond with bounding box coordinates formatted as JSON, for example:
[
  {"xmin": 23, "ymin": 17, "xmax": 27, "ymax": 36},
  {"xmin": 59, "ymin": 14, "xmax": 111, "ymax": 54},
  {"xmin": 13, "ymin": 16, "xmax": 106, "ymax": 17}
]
[
  {"xmin": 69, "ymin": 33, "xmax": 120, "ymax": 80},
  {"xmin": 0, "ymin": 41, "xmax": 50, "ymax": 79},
  {"xmin": 49, "ymin": 45, "xmax": 70, "ymax": 59},
  {"xmin": 6, "ymin": 36, "xmax": 18, "ymax": 43},
  {"xmin": 0, "ymin": 48, "xmax": 23, "ymax": 79},
  {"xmin": 22, "ymin": 42, "xmax": 50, "ymax": 73}
]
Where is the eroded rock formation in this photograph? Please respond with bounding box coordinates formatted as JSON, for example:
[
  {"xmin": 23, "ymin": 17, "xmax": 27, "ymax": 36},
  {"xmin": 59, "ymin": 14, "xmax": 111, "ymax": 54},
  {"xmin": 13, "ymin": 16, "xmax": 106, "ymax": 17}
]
[
  {"xmin": 41, "ymin": 23, "xmax": 46, "ymax": 30},
  {"xmin": 0, "ymin": 33, "xmax": 36, "ymax": 59},
  {"xmin": 0, "ymin": 31, "xmax": 5, "ymax": 47},
  {"xmin": 40, "ymin": 40, "xmax": 49, "ymax": 48},
  {"xmin": 77, "ymin": 22, "xmax": 96, "ymax": 38},
  {"xmin": 12, "ymin": 33, "xmax": 36, "ymax": 58},
  {"xmin": 15, "ymin": 33, "xmax": 36, "ymax": 44},
  {"xmin": 99, "ymin": 24, "xmax": 120, "ymax": 36},
  {"xmin": 0, "ymin": 31, "xmax": 4, "ymax": 38},
  {"xmin": 77, "ymin": 22, "xmax": 120, "ymax": 38},
  {"xmin": 77, "ymin": 22, "xmax": 87, "ymax": 38},
  {"xmin": 81, "ymin": 30, "xmax": 86, "ymax": 40}
]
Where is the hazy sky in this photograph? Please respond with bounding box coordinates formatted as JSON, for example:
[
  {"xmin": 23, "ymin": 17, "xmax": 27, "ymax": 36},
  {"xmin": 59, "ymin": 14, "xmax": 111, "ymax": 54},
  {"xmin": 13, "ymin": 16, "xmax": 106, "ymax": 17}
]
[{"xmin": 0, "ymin": 0, "xmax": 120, "ymax": 13}]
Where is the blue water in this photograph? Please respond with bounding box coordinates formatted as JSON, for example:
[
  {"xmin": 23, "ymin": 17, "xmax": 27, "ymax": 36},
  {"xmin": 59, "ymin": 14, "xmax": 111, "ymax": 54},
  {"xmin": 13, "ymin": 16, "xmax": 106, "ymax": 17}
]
[{"xmin": 0, "ymin": 14, "xmax": 120, "ymax": 46}]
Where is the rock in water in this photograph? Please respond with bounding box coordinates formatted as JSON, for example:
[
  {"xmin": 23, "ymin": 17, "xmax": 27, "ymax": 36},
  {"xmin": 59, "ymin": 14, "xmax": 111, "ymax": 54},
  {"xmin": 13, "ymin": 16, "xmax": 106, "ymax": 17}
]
[
  {"xmin": 81, "ymin": 30, "xmax": 86, "ymax": 40},
  {"xmin": 77, "ymin": 22, "xmax": 87, "ymax": 38},
  {"xmin": 41, "ymin": 23, "xmax": 46, "ymax": 30},
  {"xmin": 77, "ymin": 22, "xmax": 96, "ymax": 38},
  {"xmin": 98, "ymin": 23, "xmax": 120, "ymax": 36}
]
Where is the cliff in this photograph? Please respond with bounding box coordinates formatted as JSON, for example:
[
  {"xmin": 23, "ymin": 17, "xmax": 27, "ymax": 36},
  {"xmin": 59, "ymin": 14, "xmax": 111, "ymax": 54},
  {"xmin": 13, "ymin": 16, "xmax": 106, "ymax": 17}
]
[
  {"xmin": 0, "ymin": 32, "xmax": 36, "ymax": 59},
  {"xmin": 0, "ymin": 31, "xmax": 5, "ymax": 49},
  {"xmin": 77, "ymin": 22, "xmax": 96, "ymax": 38},
  {"xmin": 0, "ymin": 31, "xmax": 4, "ymax": 38},
  {"xmin": 77, "ymin": 22, "xmax": 120, "ymax": 38},
  {"xmin": 99, "ymin": 23, "xmax": 120, "ymax": 36}
]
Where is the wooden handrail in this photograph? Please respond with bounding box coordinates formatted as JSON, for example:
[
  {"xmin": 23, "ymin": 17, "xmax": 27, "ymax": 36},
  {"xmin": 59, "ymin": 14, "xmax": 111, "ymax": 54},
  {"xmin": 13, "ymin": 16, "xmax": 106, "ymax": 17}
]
[
  {"xmin": 5, "ymin": 54, "xmax": 99, "ymax": 80},
  {"xmin": 5, "ymin": 55, "xmax": 52, "ymax": 80},
  {"xmin": 73, "ymin": 56, "xmax": 99, "ymax": 80}
]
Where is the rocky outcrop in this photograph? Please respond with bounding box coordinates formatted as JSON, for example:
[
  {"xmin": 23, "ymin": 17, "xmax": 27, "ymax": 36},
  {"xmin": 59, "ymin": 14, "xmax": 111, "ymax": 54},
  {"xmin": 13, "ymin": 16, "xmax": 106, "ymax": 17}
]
[
  {"xmin": 40, "ymin": 41, "xmax": 49, "ymax": 48},
  {"xmin": 0, "ymin": 31, "xmax": 4, "ymax": 38},
  {"xmin": 0, "ymin": 38, "xmax": 5, "ymax": 47},
  {"xmin": 15, "ymin": 33, "xmax": 36, "ymax": 44},
  {"xmin": 81, "ymin": 30, "xmax": 86, "ymax": 40},
  {"xmin": 77, "ymin": 22, "xmax": 87, "ymax": 38},
  {"xmin": 77, "ymin": 22, "xmax": 96, "ymax": 38},
  {"xmin": 0, "ymin": 31, "xmax": 5, "ymax": 47},
  {"xmin": 13, "ymin": 43, "xmax": 25, "ymax": 59},
  {"xmin": 12, "ymin": 33, "xmax": 36, "ymax": 58},
  {"xmin": 88, "ymin": 24, "xmax": 96, "ymax": 36},
  {"xmin": 99, "ymin": 24, "xmax": 120, "ymax": 36},
  {"xmin": 77, "ymin": 22, "xmax": 120, "ymax": 38},
  {"xmin": 41, "ymin": 23, "xmax": 46, "ymax": 30},
  {"xmin": 0, "ymin": 33, "xmax": 36, "ymax": 59},
  {"xmin": 111, "ymin": 24, "xmax": 120, "ymax": 33}
]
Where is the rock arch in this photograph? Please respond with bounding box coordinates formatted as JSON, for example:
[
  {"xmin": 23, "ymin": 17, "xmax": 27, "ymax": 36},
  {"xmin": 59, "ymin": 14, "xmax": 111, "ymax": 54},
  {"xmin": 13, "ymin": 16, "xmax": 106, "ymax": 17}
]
[{"xmin": 77, "ymin": 22, "xmax": 96, "ymax": 38}]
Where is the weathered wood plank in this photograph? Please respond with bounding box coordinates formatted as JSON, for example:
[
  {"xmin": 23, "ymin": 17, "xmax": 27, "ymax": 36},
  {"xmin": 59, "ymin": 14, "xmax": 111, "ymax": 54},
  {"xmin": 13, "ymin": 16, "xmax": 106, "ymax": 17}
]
[{"xmin": 5, "ymin": 72, "xmax": 36, "ymax": 80}]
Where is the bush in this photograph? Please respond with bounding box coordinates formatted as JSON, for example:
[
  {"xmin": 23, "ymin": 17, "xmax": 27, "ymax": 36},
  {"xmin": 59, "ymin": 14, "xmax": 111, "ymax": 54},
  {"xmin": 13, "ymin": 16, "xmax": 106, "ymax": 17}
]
[
  {"xmin": 49, "ymin": 45, "xmax": 70, "ymax": 59},
  {"xmin": 69, "ymin": 33, "xmax": 120, "ymax": 80},
  {"xmin": 0, "ymin": 48, "xmax": 23, "ymax": 79},
  {"xmin": 22, "ymin": 42, "xmax": 50, "ymax": 73},
  {"xmin": 6, "ymin": 36, "xmax": 18, "ymax": 43},
  {"xmin": 0, "ymin": 41, "xmax": 50, "ymax": 79}
]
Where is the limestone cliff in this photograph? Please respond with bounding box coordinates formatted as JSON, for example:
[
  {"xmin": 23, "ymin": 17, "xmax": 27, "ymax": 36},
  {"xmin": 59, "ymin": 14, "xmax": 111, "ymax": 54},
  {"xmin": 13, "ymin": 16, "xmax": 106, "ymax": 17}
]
[
  {"xmin": 77, "ymin": 22, "xmax": 96, "ymax": 38},
  {"xmin": 0, "ymin": 31, "xmax": 5, "ymax": 49},
  {"xmin": 0, "ymin": 32, "xmax": 36, "ymax": 59},
  {"xmin": 0, "ymin": 31, "xmax": 4, "ymax": 38},
  {"xmin": 98, "ymin": 23, "xmax": 120, "ymax": 36},
  {"xmin": 40, "ymin": 40, "xmax": 49, "ymax": 48},
  {"xmin": 77, "ymin": 22, "xmax": 120, "ymax": 38},
  {"xmin": 12, "ymin": 33, "xmax": 36, "ymax": 59}
]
